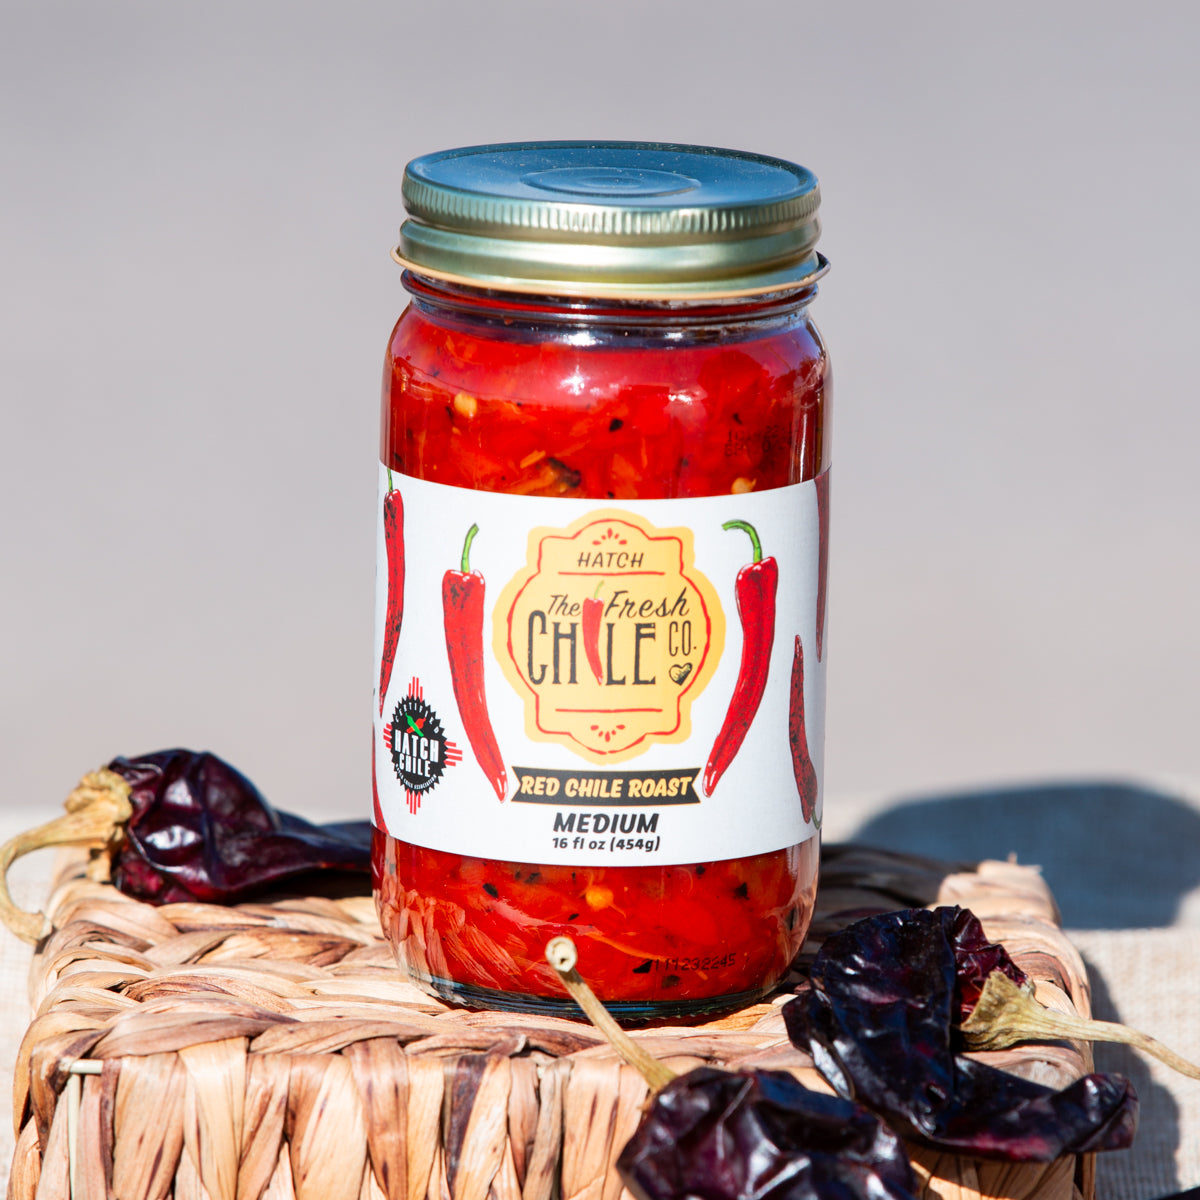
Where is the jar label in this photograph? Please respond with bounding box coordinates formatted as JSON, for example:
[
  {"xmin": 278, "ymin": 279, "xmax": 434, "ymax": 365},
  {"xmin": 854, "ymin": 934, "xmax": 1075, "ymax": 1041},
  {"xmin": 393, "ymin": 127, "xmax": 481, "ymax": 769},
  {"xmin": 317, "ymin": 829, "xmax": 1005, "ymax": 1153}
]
[{"xmin": 374, "ymin": 467, "xmax": 827, "ymax": 866}]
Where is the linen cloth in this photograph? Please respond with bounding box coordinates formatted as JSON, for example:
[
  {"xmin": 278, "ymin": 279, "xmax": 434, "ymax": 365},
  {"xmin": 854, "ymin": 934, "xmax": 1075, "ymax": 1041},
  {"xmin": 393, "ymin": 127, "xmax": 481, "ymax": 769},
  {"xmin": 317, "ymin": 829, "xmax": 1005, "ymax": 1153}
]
[{"xmin": 1073, "ymin": 929, "xmax": 1200, "ymax": 1197}]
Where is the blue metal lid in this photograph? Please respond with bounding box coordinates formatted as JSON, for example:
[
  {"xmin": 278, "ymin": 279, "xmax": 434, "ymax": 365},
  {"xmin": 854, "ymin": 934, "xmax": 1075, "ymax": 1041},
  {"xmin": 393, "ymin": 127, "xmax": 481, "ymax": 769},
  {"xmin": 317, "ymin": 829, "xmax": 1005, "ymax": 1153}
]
[{"xmin": 395, "ymin": 142, "xmax": 825, "ymax": 299}]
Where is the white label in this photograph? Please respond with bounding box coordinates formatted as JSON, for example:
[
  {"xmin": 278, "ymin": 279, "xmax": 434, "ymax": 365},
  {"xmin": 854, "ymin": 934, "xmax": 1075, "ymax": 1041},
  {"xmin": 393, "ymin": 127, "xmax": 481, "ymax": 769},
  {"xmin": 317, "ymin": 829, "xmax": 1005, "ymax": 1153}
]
[{"xmin": 373, "ymin": 467, "xmax": 827, "ymax": 866}]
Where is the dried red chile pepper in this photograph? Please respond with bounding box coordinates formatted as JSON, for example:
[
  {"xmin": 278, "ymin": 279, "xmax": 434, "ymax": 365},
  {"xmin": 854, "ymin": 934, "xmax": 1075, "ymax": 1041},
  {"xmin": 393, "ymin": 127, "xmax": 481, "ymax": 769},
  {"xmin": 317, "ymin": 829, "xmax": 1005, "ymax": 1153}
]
[
  {"xmin": 108, "ymin": 751, "xmax": 372, "ymax": 903},
  {"xmin": 618, "ymin": 1067, "xmax": 917, "ymax": 1200},
  {"xmin": 0, "ymin": 750, "xmax": 373, "ymax": 940},
  {"xmin": 378, "ymin": 472, "xmax": 405, "ymax": 716},
  {"xmin": 443, "ymin": 523, "xmax": 508, "ymax": 802},
  {"xmin": 543, "ymin": 937, "xmax": 917, "ymax": 1200},
  {"xmin": 702, "ymin": 519, "xmax": 777, "ymax": 796},
  {"xmin": 945, "ymin": 904, "xmax": 1029, "ymax": 1019},
  {"xmin": 783, "ymin": 906, "xmax": 1138, "ymax": 1161}
]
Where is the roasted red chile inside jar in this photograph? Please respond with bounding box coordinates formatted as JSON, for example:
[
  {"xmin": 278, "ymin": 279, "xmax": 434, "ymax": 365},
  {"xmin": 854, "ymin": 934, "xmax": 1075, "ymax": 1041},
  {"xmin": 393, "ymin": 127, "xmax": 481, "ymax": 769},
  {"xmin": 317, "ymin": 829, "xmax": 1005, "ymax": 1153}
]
[
  {"xmin": 373, "ymin": 142, "xmax": 830, "ymax": 1019},
  {"xmin": 374, "ymin": 279, "xmax": 829, "ymax": 1013}
]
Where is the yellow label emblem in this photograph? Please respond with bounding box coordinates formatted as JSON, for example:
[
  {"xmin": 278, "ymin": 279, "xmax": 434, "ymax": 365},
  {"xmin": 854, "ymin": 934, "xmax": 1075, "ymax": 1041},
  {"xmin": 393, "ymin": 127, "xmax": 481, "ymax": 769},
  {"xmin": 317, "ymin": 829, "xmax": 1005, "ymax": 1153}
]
[{"xmin": 494, "ymin": 510, "xmax": 724, "ymax": 763}]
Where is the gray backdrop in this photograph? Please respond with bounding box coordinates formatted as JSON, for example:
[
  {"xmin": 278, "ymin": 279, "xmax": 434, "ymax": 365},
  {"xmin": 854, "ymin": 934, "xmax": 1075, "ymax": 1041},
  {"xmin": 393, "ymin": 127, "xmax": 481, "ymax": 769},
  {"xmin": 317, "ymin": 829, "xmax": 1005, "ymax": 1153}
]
[{"xmin": 3, "ymin": 1, "xmax": 1198, "ymax": 834}]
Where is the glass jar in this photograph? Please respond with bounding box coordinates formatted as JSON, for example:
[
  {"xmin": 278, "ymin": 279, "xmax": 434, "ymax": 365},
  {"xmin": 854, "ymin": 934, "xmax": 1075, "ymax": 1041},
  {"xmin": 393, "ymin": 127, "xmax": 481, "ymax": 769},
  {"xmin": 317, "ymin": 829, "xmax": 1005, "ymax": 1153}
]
[{"xmin": 372, "ymin": 143, "xmax": 831, "ymax": 1020}]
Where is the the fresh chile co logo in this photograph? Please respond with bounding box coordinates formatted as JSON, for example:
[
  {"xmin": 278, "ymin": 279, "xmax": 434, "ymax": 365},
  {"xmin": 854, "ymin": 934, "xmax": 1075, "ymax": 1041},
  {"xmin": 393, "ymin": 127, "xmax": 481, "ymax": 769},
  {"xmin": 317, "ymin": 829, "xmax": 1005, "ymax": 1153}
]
[
  {"xmin": 384, "ymin": 678, "xmax": 461, "ymax": 813},
  {"xmin": 494, "ymin": 510, "xmax": 725, "ymax": 764}
]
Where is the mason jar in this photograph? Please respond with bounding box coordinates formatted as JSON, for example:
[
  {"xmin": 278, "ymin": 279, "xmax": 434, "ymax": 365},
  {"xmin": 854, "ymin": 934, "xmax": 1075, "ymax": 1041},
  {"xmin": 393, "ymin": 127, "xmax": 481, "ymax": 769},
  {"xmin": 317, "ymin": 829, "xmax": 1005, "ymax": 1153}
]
[{"xmin": 372, "ymin": 142, "xmax": 831, "ymax": 1020}]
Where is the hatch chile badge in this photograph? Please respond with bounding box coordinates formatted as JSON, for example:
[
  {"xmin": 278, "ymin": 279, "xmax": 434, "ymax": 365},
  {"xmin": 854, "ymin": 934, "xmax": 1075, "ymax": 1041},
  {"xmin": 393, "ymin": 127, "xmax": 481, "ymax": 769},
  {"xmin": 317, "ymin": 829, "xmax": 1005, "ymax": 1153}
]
[
  {"xmin": 384, "ymin": 678, "xmax": 462, "ymax": 813},
  {"xmin": 494, "ymin": 511, "xmax": 724, "ymax": 763}
]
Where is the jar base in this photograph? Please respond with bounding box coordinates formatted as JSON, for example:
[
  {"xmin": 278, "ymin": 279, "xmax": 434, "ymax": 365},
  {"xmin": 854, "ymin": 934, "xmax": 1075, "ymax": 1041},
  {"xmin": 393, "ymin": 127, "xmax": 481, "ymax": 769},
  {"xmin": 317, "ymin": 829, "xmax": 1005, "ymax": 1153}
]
[{"xmin": 408, "ymin": 968, "xmax": 775, "ymax": 1025}]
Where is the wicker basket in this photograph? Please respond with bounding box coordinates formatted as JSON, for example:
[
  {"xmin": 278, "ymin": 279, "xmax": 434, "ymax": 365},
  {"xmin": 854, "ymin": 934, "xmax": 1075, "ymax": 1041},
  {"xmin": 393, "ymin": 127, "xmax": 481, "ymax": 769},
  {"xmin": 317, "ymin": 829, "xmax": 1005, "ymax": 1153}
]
[{"xmin": 7, "ymin": 845, "xmax": 1097, "ymax": 1200}]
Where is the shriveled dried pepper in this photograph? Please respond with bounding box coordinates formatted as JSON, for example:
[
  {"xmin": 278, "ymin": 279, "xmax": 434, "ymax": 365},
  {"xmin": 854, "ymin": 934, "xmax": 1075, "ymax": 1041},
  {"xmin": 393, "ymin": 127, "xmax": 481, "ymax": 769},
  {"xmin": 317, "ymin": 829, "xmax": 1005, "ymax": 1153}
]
[
  {"xmin": 702, "ymin": 519, "xmax": 777, "ymax": 796},
  {"xmin": 783, "ymin": 906, "xmax": 1139, "ymax": 1161},
  {"xmin": 443, "ymin": 523, "xmax": 508, "ymax": 801},
  {"xmin": 543, "ymin": 937, "xmax": 917, "ymax": 1200},
  {"xmin": 378, "ymin": 470, "xmax": 405, "ymax": 715},
  {"xmin": 946, "ymin": 904, "xmax": 1029, "ymax": 1019},
  {"xmin": 789, "ymin": 635, "xmax": 819, "ymax": 826},
  {"xmin": 0, "ymin": 749, "xmax": 372, "ymax": 942},
  {"xmin": 620, "ymin": 1068, "xmax": 918, "ymax": 1200}
]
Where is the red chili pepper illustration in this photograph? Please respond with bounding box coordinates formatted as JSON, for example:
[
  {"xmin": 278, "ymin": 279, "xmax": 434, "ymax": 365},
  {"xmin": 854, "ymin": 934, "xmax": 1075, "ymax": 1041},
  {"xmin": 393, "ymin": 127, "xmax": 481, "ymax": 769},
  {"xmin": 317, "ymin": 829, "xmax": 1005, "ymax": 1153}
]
[
  {"xmin": 702, "ymin": 519, "xmax": 777, "ymax": 797},
  {"xmin": 378, "ymin": 470, "xmax": 405, "ymax": 715},
  {"xmin": 815, "ymin": 469, "xmax": 830, "ymax": 662},
  {"xmin": 443, "ymin": 523, "xmax": 508, "ymax": 802},
  {"xmin": 789, "ymin": 634, "xmax": 819, "ymax": 826},
  {"xmin": 582, "ymin": 581, "xmax": 605, "ymax": 685}
]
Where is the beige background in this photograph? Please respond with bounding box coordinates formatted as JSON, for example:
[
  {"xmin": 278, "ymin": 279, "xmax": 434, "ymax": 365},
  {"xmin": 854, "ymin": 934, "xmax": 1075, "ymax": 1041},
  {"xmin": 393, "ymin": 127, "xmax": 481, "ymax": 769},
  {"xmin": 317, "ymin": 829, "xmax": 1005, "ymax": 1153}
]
[
  {"xmin": 2, "ymin": 4, "xmax": 1199, "ymax": 1190},
  {"xmin": 2, "ymin": 2, "xmax": 1198, "ymax": 822}
]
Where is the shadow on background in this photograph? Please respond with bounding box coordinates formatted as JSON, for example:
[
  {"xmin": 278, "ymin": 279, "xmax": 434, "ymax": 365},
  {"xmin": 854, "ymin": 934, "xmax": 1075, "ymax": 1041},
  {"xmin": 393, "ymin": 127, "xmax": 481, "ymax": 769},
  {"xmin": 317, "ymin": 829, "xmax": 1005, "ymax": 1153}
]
[{"xmin": 851, "ymin": 782, "xmax": 1200, "ymax": 929}]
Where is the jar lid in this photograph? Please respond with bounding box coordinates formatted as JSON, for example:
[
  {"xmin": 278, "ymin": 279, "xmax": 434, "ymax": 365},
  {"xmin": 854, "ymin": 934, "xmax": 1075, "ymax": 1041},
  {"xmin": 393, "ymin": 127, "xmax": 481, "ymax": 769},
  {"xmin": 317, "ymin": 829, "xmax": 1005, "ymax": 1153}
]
[{"xmin": 395, "ymin": 141, "xmax": 825, "ymax": 300}]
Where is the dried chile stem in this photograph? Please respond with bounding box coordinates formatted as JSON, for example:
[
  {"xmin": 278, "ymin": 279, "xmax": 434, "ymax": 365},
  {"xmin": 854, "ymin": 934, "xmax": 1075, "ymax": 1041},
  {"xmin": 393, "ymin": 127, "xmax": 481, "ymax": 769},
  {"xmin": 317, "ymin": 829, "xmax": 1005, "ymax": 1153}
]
[
  {"xmin": 0, "ymin": 769, "xmax": 133, "ymax": 943},
  {"xmin": 961, "ymin": 970, "xmax": 1200, "ymax": 1081},
  {"xmin": 545, "ymin": 937, "xmax": 676, "ymax": 1092}
]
